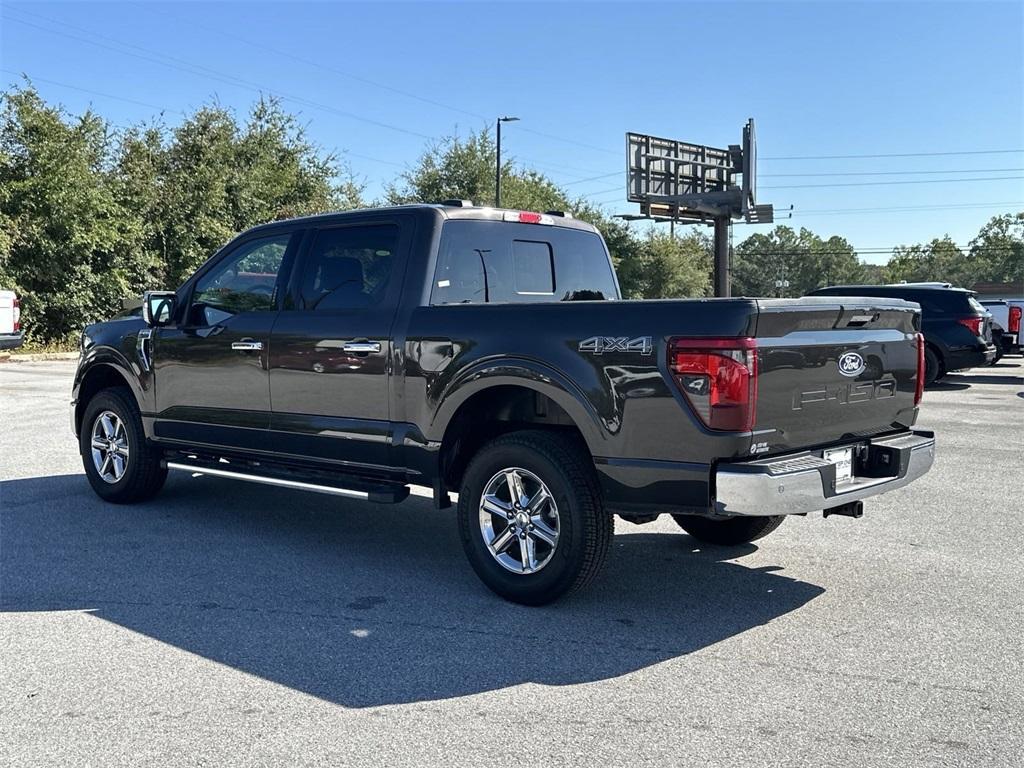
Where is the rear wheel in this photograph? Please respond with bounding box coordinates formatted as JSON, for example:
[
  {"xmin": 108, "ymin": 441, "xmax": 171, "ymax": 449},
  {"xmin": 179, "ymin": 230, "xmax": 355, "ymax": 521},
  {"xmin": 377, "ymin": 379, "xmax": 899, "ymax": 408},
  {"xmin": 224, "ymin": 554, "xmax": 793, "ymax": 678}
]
[
  {"xmin": 671, "ymin": 514, "xmax": 785, "ymax": 546},
  {"xmin": 80, "ymin": 388, "xmax": 167, "ymax": 503},
  {"xmin": 923, "ymin": 346, "xmax": 943, "ymax": 385},
  {"xmin": 457, "ymin": 430, "xmax": 612, "ymax": 605}
]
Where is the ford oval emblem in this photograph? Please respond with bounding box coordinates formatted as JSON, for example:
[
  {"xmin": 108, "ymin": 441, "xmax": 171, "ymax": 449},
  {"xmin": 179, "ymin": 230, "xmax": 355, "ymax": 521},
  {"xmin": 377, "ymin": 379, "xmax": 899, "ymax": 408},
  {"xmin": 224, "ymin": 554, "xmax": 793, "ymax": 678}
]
[{"xmin": 838, "ymin": 351, "xmax": 866, "ymax": 377}]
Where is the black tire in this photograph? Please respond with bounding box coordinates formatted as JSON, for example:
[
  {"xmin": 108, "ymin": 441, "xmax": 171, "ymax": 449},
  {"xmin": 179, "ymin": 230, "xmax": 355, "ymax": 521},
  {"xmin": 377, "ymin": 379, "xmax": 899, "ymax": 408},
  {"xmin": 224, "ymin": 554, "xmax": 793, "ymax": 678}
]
[
  {"xmin": 923, "ymin": 346, "xmax": 943, "ymax": 386},
  {"xmin": 457, "ymin": 430, "xmax": 612, "ymax": 606},
  {"xmin": 80, "ymin": 387, "xmax": 167, "ymax": 504},
  {"xmin": 671, "ymin": 514, "xmax": 785, "ymax": 546}
]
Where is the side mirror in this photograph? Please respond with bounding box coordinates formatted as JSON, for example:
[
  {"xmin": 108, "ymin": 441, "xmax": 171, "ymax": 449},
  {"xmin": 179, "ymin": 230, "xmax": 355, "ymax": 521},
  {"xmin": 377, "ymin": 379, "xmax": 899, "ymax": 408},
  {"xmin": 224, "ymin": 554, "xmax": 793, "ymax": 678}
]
[{"xmin": 142, "ymin": 291, "xmax": 178, "ymax": 327}]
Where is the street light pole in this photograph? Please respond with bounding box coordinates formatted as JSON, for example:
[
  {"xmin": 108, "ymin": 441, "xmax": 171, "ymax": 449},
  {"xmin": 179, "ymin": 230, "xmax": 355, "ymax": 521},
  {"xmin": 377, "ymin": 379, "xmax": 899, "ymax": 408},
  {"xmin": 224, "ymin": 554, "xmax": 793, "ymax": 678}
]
[{"xmin": 495, "ymin": 116, "xmax": 519, "ymax": 207}]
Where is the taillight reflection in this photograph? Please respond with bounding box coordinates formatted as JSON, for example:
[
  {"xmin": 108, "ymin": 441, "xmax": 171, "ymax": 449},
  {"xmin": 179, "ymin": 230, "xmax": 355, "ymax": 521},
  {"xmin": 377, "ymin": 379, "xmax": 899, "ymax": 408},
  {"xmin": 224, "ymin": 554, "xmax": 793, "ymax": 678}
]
[{"xmin": 914, "ymin": 332, "xmax": 925, "ymax": 406}]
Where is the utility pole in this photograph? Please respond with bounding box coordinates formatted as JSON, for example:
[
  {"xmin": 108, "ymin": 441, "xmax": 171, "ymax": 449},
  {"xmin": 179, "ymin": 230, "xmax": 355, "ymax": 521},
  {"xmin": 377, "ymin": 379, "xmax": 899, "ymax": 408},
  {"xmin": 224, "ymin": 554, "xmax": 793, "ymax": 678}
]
[
  {"xmin": 495, "ymin": 116, "xmax": 520, "ymax": 207},
  {"xmin": 714, "ymin": 218, "xmax": 730, "ymax": 297}
]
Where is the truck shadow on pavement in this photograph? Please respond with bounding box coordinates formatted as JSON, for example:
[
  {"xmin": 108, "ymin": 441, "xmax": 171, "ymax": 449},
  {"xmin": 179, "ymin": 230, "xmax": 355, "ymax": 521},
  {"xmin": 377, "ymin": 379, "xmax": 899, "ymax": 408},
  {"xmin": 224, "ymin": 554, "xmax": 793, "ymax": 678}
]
[{"xmin": 1, "ymin": 473, "xmax": 824, "ymax": 708}]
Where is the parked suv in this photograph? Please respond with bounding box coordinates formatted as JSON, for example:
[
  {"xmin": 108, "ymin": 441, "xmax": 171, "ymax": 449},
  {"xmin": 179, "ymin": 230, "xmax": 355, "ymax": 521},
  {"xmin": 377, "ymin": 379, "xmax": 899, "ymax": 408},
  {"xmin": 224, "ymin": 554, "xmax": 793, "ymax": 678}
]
[
  {"xmin": 0, "ymin": 290, "xmax": 23, "ymax": 350},
  {"xmin": 809, "ymin": 284, "xmax": 996, "ymax": 385},
  {"xmin": 73, "ymin": 205, "xmax": 935, "ymax": 604}
]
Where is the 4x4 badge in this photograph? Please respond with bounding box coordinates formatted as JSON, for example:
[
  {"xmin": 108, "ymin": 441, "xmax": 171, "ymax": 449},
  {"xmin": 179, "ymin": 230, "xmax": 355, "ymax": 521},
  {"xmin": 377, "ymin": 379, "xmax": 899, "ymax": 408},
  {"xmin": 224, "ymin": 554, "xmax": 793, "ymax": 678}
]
[{"xmin": 578, "ymin": 336, "xmax": 653, "ymax": 355}]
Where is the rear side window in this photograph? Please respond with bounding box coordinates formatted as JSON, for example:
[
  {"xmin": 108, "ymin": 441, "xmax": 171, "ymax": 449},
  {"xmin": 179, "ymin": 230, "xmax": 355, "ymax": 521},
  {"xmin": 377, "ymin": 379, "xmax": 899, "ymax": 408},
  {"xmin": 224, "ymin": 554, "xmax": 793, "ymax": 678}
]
[
  {"xmin": 299, "ymin": 224, "xmax": 398, "ymax": 310},
  {"xmin": 431, "ymin": 221, "xmax": 618, "ymax": 305}
]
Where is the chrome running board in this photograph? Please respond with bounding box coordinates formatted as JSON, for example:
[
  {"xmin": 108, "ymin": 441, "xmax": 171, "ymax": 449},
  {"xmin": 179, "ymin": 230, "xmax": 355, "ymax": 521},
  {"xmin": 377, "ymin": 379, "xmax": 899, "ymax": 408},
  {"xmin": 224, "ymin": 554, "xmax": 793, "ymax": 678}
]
[{"xmin": 167, "ymin": 461, "xmax": 380, "ymax": 501}]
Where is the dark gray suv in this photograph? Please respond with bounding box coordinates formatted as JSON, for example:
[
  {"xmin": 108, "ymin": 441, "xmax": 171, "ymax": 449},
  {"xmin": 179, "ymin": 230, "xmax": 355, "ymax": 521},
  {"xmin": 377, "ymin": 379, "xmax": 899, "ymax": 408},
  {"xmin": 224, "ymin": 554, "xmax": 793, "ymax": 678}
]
[{"xmin": 809, "ymin": 284, "xmax": 996, "ymax": 384}]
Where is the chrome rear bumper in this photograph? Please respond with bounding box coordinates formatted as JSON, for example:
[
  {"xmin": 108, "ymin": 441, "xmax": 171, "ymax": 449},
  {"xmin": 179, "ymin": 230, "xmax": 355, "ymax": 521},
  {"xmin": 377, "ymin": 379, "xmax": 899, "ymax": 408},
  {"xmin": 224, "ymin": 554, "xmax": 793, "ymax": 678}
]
[{"xmin": 714, "ymin": 430, "xmax": 935, "ymax": 517}]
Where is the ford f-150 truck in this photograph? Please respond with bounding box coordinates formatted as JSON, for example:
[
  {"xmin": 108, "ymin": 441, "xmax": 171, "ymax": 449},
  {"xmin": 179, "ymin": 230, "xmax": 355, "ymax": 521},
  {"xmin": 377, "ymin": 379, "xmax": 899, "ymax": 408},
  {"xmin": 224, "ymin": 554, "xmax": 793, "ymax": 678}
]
[{"xmin": 73, "ymin": 203, "xmax": 935, "ymax": 604}]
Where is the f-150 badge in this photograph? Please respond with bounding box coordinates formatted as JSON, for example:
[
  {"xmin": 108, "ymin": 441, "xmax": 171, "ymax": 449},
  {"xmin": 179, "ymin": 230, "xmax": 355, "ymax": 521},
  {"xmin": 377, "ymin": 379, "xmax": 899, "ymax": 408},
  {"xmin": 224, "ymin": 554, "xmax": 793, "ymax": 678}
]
[{"xmin": 578, "ymin": 336, "xmax": 653, "ymax": 355}]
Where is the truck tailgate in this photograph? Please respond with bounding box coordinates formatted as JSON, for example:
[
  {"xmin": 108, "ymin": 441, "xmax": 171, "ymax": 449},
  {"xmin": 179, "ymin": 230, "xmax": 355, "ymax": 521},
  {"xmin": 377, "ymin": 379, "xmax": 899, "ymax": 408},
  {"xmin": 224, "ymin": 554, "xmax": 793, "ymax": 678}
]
[{"xmin": 752, "ymin": 297, "xmax": 920, "ymax": 454}]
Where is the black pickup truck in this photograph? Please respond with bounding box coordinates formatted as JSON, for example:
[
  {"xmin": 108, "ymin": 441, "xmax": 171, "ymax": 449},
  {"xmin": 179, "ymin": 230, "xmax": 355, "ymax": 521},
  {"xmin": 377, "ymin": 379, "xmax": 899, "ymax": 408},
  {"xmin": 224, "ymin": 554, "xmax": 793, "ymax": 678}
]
[{"xmin": 73, "ymin": 203, "xmax": 935, "ymax": 604}]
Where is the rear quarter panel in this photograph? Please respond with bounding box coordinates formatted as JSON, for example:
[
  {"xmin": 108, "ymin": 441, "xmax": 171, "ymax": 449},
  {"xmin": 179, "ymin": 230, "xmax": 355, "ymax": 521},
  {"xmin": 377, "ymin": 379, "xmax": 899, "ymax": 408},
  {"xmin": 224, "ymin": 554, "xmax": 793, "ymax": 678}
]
[{"xmin": 402, "ymin": 298, "xmax": 760, "ymax": 463}]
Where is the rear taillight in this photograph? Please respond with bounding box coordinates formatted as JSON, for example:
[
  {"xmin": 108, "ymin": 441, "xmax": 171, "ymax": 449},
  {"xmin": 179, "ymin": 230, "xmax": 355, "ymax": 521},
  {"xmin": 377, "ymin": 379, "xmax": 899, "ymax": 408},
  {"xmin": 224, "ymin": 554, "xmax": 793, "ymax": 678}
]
[
  {"xmin": 914, "ymin": 332, "xmax": 925, "ymax": 406},
  {"xmin": 956, "ymin": 316, "xmax": 983, "ymax": 336},
  {"xmin": 1009, "ymin": 306, "xmax": 1022, "ymax": 334},
  {"xmin": 668, "ymin": 337, "xmax": 757, "ymax": 431},
  {"xmin": 12, "ymin": 297, "xmax": 19, "ymax": 332}
]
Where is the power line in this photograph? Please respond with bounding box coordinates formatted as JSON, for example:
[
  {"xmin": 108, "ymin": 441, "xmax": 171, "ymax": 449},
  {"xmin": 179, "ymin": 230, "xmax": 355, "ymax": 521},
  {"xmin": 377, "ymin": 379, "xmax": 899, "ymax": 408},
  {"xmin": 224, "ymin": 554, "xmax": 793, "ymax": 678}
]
[
  {"xmin": 795, "ymin": 201, "xmax": 1023, "ymax": 214},
  {"xmin": 0, "ymin": 69, "xmax": 186, "ymax": 115},
  {"xmin": 764, "ymin": 149, "xmax": 1024, "ymax": 161},
  {"xmin": 3, "ymin": 11, "xmax": 436, "ymax": 141},
  {"xmin": 739, "ymin": 247, "xmax": 1014, "ymax": 256},
  {"xmin": 8, "ymin": 4, "xmax": 644, "ymax": 175},
  {"xmin": 561, "ymin": 172, "xmax": 622, "ymax": 186},
  {"xmin": 763, "ymin": 175, "xmax": 1024, "ymax": 190},
  {"xmin": 513, "ymin": 167, "xmax": 1024, "ymax": 190},
  {"xmin": 764, "ymin": 167, "xmax": 1024, "ymax": 178},
  {"xmin": 786, "ymin": 202, "xmax": 1023, "ymax": 217},
  {"xmin": 516, "ymin": 126, "xmax": 620, "ymax": 156},
  {"xmin": 577, "ymin": 185, "xmax": 625, "ymax": 199},
  {"xmin": 149, "ymin": 6, "xmax": 490, "ymax": 124}
]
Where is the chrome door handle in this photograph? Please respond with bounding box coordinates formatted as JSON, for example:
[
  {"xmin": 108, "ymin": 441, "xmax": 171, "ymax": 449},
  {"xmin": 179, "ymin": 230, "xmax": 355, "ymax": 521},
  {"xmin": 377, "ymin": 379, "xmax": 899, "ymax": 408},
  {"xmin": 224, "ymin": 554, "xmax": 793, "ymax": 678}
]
[
  {"xmin": 342, "ymin": 341, "xmax": 381, "ymax": 354},
  {"xmin": 231, "ymin": 340, "xmax": 264, "ymax": 351}
]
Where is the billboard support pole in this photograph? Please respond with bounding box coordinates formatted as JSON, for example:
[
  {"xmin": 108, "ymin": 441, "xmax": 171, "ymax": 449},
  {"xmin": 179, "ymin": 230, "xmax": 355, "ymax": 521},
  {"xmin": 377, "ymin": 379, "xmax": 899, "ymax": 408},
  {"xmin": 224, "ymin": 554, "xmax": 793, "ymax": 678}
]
[{"xmin": 713, "ymin": 217, "xmax": 730, "ymax": 297}]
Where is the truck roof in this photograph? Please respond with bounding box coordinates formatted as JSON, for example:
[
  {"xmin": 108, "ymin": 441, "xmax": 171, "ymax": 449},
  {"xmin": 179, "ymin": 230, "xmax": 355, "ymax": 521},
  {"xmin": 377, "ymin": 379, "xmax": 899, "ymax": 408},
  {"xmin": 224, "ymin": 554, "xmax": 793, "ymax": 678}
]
[
  {"xmin": 813, "ymin": 284, "xmax": 974, "ymax": 294},
  {"xmin": 243, "ymin": 203, "xmax": 601, "ymax": 237}
]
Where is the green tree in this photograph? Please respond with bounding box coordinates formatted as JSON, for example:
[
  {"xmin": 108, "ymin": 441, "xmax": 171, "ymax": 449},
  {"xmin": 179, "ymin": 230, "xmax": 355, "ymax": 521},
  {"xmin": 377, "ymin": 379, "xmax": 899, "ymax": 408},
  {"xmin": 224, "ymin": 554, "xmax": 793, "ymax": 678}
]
[
  {"xmin": 387, "ymin": 129, "xmax": 649, "ymax": 291},
  {"xmin": 386, "ymin": 128, "xmax": 571, "ymax": 213},
  {"xmin": 616, "ymin": 229, "xmax": 711, "ymax": 299},
  {"xmin": 155, "ymin": 97, "xmax": 361, "ymax": 285},
  {"xmin": 0, "ymin": 86, "xmax": 362, "ymax": 343},
  {"xmin": 882, "ymin": 215, "xmax": 1023, "ymax": 289},
  {"xmin": 733, "ymin": 226, "xmax": 863, "ymax": 297},
  {"xmin": 0, "ymin": 86, "xmax": 131, "ymax": 344},
  {"xmin": 885, "ymin": 236, "xmax": 967, "ymax": 285},
  {"xmin": 968, "ymin": 213, "xmax": 1023, "ymax": 286}
]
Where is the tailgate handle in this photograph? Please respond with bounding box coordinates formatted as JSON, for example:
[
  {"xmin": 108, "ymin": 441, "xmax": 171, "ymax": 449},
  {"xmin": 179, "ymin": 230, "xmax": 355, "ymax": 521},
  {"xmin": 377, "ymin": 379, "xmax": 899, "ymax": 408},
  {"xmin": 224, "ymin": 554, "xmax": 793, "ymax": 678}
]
[{"xmin": 846, "ymin": 313, "xmax": 878, "ymax": 327}]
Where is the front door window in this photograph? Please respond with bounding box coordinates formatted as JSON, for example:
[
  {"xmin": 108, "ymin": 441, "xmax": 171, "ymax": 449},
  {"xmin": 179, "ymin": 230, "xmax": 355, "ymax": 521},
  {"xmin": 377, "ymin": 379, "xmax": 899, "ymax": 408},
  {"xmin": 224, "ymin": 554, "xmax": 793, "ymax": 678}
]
[{"xmin": 191, "ymin": 235, "xmax": 291, "ymax": 325}]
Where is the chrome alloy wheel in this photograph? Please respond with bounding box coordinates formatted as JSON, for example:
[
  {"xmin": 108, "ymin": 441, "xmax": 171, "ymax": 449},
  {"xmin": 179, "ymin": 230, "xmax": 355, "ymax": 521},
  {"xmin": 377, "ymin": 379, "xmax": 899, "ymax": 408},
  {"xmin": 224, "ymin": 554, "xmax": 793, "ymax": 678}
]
[
  {"xmin": 478, "ymin": 467, "xmax": 560, "ymax": 574},
  {"xmin": 90, "ymin": 410, "xmax": 130, "ymax": 484}
]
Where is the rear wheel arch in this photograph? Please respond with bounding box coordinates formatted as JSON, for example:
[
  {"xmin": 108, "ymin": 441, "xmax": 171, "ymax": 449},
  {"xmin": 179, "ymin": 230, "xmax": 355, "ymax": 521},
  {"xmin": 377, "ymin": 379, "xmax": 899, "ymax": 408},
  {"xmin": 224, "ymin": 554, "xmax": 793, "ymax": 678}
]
[{"xmin": 437, "ymin": 381, "xmax": 598, "ymax": 493}]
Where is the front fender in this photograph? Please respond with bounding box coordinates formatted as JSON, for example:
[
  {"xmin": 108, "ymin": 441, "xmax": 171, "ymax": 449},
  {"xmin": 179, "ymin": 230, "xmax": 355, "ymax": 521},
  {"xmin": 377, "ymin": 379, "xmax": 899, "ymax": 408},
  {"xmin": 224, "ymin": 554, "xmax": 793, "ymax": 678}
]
[{"xmin": 73, "ymin": 337, "xmax": 153, "ymax": 437}]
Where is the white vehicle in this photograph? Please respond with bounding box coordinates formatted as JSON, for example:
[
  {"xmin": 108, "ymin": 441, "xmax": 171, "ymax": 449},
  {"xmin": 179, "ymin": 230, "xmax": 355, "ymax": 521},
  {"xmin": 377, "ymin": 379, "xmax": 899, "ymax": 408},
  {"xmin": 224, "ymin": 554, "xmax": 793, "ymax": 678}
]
[
  {"xmin": 0, "ymin": 290, "xmax": 24, "ymax": 350},
  {"xmin": 980, "ymin": 299, "xmax": 1022, "ymax": 355}
]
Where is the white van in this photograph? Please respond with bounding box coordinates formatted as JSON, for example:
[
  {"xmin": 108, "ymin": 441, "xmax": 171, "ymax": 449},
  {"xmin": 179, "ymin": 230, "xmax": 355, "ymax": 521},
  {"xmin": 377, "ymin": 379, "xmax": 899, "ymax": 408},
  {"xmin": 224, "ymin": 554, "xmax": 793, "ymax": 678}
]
[{"xmin": 0, "ymin": 290, "xmax": 24, "ymax": 350}]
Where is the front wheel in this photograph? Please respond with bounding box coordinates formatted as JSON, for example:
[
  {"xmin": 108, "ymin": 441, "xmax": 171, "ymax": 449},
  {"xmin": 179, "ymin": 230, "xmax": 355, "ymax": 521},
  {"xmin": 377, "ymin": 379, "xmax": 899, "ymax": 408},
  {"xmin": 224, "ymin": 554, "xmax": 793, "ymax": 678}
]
[
  {"xmin": 671, "ymin": 514, "xmax": 785, "ymax": 546},
  {"xmin": 457, "ymin": 430, "xmax": 612, "ymax": 605},
  {"xmin": 80, "ymin": 388, "xmax": 167, "ymax": 503}
]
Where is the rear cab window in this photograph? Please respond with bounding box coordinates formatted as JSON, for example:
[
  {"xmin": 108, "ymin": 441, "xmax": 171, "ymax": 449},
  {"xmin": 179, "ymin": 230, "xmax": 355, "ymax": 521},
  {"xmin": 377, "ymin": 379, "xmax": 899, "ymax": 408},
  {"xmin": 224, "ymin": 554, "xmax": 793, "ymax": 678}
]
[{"xmin": 431, "ymin": 220, "xmax": 619, "ymax": 305}]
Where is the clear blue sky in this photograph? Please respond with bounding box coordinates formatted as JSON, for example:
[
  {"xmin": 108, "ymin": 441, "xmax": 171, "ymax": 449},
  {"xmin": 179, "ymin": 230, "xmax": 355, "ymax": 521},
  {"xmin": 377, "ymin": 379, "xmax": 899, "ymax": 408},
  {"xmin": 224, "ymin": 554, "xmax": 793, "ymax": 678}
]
[{"xmin": 2, "ymin": 1, "xmax": 1022, "ymax": 263}]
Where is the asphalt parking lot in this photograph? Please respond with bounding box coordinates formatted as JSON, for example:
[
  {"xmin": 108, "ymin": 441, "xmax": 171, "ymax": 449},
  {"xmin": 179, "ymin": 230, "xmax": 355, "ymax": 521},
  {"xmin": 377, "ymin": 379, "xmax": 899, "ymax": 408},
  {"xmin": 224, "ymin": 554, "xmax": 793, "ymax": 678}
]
[{"xmin": 1, "ymin": 358, "xmax": 1022, "ymax": 767}]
